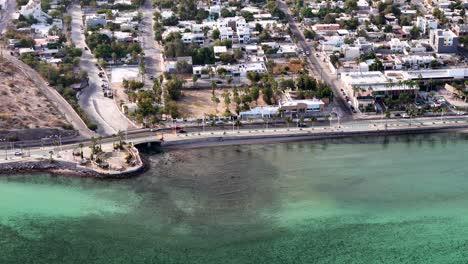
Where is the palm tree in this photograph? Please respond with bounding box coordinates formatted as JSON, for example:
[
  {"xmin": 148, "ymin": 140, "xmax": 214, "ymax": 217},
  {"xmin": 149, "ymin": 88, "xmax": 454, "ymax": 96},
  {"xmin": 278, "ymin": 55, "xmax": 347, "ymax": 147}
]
[
  {"xmin": 90, "ymin": 136, "xmax": 98, "ymax": 154},
  {"xmin": 48, "ymin": 150, "xmax": 54, "ymax": 162},
  {"xmin": 352, "ymin": 85, "xmax": 360, "ymax": 96},
  {"xmin": 111, "ymin": 133, "xmax": 117, "ymax": 148},
  {"xmin": 78, "ymin": 143, "xmax": 84, "ymax": 159},
  {"xmin": 384, "ymin": 110, "xmax": 391, "ymax": 129},
  {"xmin": 235, "ymin": 119, "xmax": 242, "ymax": 130},
  {"xmin": 406, "ymin": 105, "xmax": 418, "ymax": 126},
  {"xmin": 278, "ymin": 109, "xmax": 285, "ymax": 119},
  {"xmin": 285, "ymin": 117, "xmax": 293, "ymax": 128},
  {"xmin": 98, "ymin": 136, "xmax": 103, "ymax": 151},
  {"xmin": 116, "ymin": 130, "xmax": 124, "ymax": 146}
]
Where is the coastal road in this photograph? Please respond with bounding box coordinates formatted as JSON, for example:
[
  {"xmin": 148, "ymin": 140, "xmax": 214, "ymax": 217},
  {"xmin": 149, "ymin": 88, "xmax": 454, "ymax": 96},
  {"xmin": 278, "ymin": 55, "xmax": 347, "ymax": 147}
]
[
  {"xmin": 277, "ymin": 0, "xmax": 353, "ymax": 119},
  {"xmin": 70, "ymin": 4, "xmax": 135, "ymax": 136},
  {"xmin": 3, "ymin": 115, "xmax": 468, "ymax": 152},
  {"xmin": 2, "ymin": 115, "xmax": 468, "ymax": 160}
]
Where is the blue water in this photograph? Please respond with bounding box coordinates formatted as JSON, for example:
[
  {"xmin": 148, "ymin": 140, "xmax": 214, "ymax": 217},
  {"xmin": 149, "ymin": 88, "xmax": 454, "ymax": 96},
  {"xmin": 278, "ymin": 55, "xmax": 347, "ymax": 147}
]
[{"xmin": 2, "ymin": 133, "xmax": 468, "ymax": 263}]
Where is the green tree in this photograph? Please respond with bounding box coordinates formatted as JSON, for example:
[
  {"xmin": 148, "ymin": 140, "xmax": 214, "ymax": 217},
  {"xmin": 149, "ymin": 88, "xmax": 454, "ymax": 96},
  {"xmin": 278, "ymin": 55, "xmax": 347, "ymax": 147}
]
[
  {"xmin": 222, "ymin": 88, "xmax": 231, "ymax": 106},
  {"xmin": 212, "ymin": 28, "xmax": 220, "ymax": 40},
  {"xmin": 165, "ymin": 76, "xmax": 185, "ymax": 100},
  {"xmin": 250, "ymin": 86, "xmax": 260, "ymax": 103}
]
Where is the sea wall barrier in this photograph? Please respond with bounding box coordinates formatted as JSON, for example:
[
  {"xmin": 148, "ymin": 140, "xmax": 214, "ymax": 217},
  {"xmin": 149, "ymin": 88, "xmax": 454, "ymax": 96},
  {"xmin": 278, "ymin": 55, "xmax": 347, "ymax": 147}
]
[{"xmin": 161, "ymin": 125, "xmax": 468, "ymax": 149}]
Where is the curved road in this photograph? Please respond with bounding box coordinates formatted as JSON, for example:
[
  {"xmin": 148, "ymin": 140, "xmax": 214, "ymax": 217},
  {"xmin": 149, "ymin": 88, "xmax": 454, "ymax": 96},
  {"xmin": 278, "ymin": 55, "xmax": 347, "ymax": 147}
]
[
  {"xmin": 1, "ymin": 0, "xmax": 94, "ymax": 138},
  {"xmin": 70, "ymin": 4, "xmax": 135, "ymax": 136},
  {"xmin": 2, "ymin": 53, "xmax": 96, "ymax": 138}
]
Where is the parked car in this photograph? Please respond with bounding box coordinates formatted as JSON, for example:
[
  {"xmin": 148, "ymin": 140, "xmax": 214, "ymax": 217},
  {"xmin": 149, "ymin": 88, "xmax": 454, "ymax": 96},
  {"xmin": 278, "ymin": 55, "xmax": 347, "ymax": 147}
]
[
  {"xmin": 298, "ymin": 123, "xmax": 308, "ymax": 128},
  {"xmin": 14, "ymin": 151, "xmax": 22, "ymax": 156},
  {"xmin": 401, "ymin": 113, "xmax": 410, "ymax": 118}
]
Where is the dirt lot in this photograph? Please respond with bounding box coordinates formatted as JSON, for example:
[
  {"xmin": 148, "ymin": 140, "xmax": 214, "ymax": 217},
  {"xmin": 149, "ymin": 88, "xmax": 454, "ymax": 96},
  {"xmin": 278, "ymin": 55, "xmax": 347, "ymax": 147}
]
[
  {"xmin": 0, "ymin": 60, "xmax": 68, "ymax": 129},
  {"xmin": 272, "ymin": 59, "xmax": 305, "ymax": 75},
  {"xmin": 178, "ymin": 89, "xmax": 233, "ymax": 118},
  {"xmin": 178, "ymin": 88, "xmax": 267, "ymax": 118}
]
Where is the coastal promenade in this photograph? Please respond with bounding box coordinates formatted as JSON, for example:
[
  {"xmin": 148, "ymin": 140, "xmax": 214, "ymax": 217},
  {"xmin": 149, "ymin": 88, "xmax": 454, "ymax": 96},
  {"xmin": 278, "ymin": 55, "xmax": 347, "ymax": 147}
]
[{"xmin": 0, "ymin": 116, "xmax": 467, "ymax": 176}]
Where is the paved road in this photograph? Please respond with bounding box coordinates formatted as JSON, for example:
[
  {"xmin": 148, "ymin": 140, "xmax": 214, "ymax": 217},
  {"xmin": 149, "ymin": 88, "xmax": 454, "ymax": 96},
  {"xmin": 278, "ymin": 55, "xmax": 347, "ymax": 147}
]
[
  {"xmin": 70, "ymin": 4, "xmax": 134, "ymax": 136},
  {"xmin": 277, "ymin": 0, "xmax": 353, "ymax": 119},
  {"xmin": 139, "ymin": 0, "xmax": 165, "ymax": 101}
]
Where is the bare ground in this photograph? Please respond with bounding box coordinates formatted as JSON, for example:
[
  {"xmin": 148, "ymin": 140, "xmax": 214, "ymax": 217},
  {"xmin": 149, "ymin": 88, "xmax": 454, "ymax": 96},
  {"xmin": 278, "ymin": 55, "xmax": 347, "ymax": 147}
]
[
  {"xmin": 178, "ymin": 88, "xmax": 267, "ymax": 118},
  {"xmin": 0, "ymin": 60, "xmax": 68, "ymax": 129}
]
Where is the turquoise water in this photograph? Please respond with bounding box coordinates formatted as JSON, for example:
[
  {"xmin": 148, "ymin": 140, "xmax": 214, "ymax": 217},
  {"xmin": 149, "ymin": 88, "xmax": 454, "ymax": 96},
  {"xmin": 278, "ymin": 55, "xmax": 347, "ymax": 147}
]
[{"xmin": 2, "ymin": 133, "xmax": 468, "ymax": 263}]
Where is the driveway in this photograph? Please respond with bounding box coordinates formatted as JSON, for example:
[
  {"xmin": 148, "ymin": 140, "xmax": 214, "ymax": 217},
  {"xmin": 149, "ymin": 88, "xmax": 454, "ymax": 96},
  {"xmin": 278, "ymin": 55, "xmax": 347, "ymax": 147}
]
[{"xmin": 70, "ymin": 4, "xmax": 135, "ymax": 136}]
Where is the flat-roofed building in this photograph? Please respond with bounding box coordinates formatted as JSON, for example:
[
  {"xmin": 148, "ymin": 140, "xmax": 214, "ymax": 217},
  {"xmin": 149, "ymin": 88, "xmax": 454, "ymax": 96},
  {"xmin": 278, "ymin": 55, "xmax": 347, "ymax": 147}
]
[{"xmin": 429, "ymin": 29, "xmax": 459, "ymax": 53}]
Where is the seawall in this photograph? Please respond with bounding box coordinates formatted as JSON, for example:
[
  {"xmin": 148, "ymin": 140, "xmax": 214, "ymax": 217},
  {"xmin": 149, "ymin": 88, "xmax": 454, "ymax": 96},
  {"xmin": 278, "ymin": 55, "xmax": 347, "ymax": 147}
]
[{"xmin": 161, "ymin": 125, "xmax": 465, "ymax": 149}]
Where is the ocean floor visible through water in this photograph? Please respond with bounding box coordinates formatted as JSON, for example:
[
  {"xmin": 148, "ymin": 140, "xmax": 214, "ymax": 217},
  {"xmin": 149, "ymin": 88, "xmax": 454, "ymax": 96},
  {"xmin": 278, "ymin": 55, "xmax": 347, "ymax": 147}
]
[{"xmin": 2, "ymin": 133, "xmax": 468, "ymax": 263}]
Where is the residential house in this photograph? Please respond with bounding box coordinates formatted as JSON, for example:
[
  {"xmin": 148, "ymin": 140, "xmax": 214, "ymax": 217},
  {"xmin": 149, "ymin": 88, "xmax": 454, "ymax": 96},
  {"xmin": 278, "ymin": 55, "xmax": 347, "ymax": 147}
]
[
  {"xmin": 416, "ymin": 16, "xmax": 438, "ymax": 35},
  {"xmin": 85, "ymin": 14, "xmax": 107, "ymax": 27},
  {"xmin": 181, "ymin": 33, "xmax": 205, "ymax": 44}
]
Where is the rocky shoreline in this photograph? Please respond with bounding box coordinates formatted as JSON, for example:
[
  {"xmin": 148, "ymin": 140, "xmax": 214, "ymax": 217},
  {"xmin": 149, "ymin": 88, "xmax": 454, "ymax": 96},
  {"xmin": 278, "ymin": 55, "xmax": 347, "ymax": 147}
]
[{"xmin": 0, "ymin": 158, "xmax": 148, "ymax": 179}]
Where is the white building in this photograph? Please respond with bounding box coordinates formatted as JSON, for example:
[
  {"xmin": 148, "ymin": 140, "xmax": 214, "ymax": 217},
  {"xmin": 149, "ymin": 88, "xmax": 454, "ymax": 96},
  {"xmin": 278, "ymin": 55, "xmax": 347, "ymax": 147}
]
[
  {"xmin": 341, "ymin": 71, "xmax": 419, "ymax": 108},
  {"xmin": 416, "ymin": 16, "xmax": 438, "ymax": 35},
  {"xmin": 237, "ymin": 26, "xmax": 250, "ymax": 44},
  {"xmin": 239, "ymin": 106, "xmax": 279, "ymax": 118},
  {"xmin": 357, "ymin": 0, "xmax": 370, "ymax": 9},
  {"xmin": 85, "ymin": 14, "xmax": 107, "ymax": 27},
  {"xmin": 215, "ymin": 16, "xmax": 251, "ymax": 44},
  {"xmin": 429, "ymin": 29, "xmax": 459, "ymax": 53},
  {"xmin": 279, "ymin": 99, "xmax": 325, "ymax": 112},
  {"xmin": 181, "ymin": 33, "xmax": 204, "ymax": 44},
  {"xmin": 321, "ymin": 36, "xmax": 344, "ymax": 53},
  {"xmin": 219, "ymin": 27, "xmax": 234, "ymax": 41},
  {"xmin": 389, "ymin": 38, "xmax": 404, "ymax": 53},
  {"xmin": 341, "ymin": 45, "xmax": 360, "ymax": 60},
  {"xmin": 213, "ymin": 45, "xmax": 228, "ymax": 58},
  {"xmin": 18, "ymin": 0, "xmax": 50, "ymax": 23}
]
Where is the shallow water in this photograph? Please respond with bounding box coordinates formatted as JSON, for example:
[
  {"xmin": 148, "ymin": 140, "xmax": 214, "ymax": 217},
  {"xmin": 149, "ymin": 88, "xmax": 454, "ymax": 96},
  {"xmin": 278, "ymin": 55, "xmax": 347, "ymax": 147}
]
[{"xmin": 2, "ymin": 133, "xmax": 468, "ymax": 263}]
